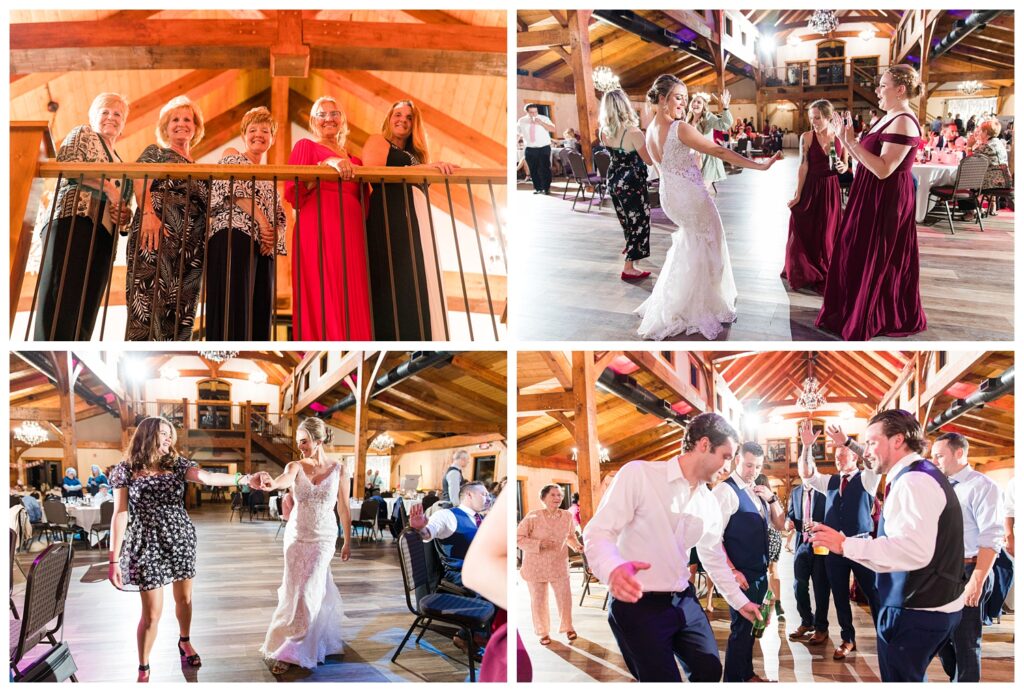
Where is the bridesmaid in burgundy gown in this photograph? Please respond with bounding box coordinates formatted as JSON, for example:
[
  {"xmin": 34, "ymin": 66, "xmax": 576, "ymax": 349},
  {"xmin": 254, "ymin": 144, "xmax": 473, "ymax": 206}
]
[
  {"xmin": 816, "ymin": 65, "xmax": 926, "ymax": 340},
  {"xmin": 782, "ymin": 99, "xmax": 848, "ymax": 293}
]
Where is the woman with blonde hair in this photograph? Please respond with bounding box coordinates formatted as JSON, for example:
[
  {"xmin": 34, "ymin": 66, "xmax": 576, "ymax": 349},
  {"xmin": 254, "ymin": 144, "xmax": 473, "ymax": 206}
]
[
  {"xmin": 126, "ymin": 95, "xmax": 209, "ymax": 340},
  {"xmin": 816, "ymin": 64, "xmax": 926, "ymax": 340},
  {"xmin": 34, "ymin": 92, "xmax": 134, "ymax": 340},
  {"xmin": 285, "ymin": 96, "xmax": 371, "ymax": 340},
  {"xmin": 108, "ymin": 416, "xmax": 262, "ymax": 681},
  {"xmin": 599, "ymin": 88, "xmax": 654, "ymax": 280},
  {"xmin": 686, "ymin": 90, "xmax": 735, "ymax": 190},
  {"xmin": 782, "ymin": 99, "xmax": 848, "ymax": 293},
  {"xmin": 361, "ymin": 99, "xmax": 457, "ymax": 339},
  {"xmin": 206, "ymin": 106, "xmax": 287, "ymax": 339},
  {"xmin": 255, "ymin": 417, "xmax": 352, "ymax": 675}
]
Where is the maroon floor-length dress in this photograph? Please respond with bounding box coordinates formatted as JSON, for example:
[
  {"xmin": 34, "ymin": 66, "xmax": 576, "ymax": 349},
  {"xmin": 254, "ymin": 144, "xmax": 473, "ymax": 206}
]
[
  {"xmin": 815, "ymin": 113, "xmax": 925, "ymax": 340},
  {"xmin": 782, "ymin": 134, "xmax": 843, "ymax": 293},
  {"xmin": 285, "ymin": 138, "xmax": 372, "ymax": 340}
]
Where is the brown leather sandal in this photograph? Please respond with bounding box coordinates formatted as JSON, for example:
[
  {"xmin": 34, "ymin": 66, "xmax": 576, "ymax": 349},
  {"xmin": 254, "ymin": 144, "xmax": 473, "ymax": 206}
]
[{"xmin": 539, "ymin": 636, "xmax": 552, "ymax": 645}]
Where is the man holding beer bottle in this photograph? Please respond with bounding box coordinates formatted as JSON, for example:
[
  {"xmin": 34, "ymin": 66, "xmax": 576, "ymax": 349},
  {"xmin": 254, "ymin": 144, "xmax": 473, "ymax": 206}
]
[
  {"xmin": 798, "ymin": 419, "xmax": 881, "ymax": 661},
  {"xmin": 713, "ymin": 442, "xmax": 787, "ymax": 682}
]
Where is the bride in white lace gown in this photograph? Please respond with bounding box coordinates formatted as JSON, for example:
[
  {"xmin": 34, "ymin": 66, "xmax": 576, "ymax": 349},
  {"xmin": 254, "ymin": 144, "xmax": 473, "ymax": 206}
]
[
  {"xmin": 637, "ymin": 74, "xmax": 779, "ymax": 340},
  {"xmin": 256, "ymin": 418, "xmax": 352, "ymax": 675}
]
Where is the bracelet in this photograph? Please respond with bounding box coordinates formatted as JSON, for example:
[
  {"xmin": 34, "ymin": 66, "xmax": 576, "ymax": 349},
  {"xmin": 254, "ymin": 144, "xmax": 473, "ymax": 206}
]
[{"xmin": 233, "ymin": 471, "xmax": 243, "ymax": 487}]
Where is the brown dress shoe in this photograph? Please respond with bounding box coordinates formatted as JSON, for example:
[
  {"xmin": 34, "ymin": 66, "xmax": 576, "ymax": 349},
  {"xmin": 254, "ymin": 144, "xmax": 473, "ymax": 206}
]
[
  {"xmin": 807, "ymin": 631, "xmax": 828, "ymax": 645},
  {"xmin": 833, "ymin": 641, "xmax": 856, "ymax": 660},
  {"xmin": 788, "ymin": 625, "xmax": 814, "ymax": 641}
]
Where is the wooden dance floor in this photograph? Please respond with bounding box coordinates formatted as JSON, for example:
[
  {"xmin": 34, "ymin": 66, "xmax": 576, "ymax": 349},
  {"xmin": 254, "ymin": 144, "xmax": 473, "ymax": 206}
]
[
  {"xmin": 513, "ymin": 151, "xmax": 1015, "ymax": 341},
  {"xmin": 11, "ymin": 505, "xmax": 473, "ymax": 683},
  {"xmin": 516, "ymin": 548, "xmax": 1015, "ymax": 682}
]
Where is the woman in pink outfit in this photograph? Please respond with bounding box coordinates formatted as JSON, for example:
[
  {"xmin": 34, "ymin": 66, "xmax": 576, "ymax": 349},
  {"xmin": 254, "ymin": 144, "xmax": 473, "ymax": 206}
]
[{"xmin": 517, "ymin": 484, "xmax": 582, "ymax": 646}]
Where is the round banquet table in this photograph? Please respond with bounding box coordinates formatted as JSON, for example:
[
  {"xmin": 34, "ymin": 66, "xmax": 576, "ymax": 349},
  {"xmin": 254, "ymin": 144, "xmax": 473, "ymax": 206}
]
[
  {"xmin": 782, "ymin": 132, "xmax": 800, "ymax": 149},
  {"xmin": 912, "ymin": 162, "xmax": 960, "ymax": 223},
  {"xmin": 66, "ymin": 504, "xmax": 102, "ymax": 544}
]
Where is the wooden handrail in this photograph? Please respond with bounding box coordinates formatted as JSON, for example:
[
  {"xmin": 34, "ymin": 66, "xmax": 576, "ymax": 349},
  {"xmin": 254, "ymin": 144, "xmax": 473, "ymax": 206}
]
[{"xmin": 37, "ymin": 162, "xmax": 505, "ymax": 184}]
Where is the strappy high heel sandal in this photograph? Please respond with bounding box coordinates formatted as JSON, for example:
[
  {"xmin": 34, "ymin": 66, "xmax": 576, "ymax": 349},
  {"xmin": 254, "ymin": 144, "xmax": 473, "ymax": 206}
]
[
  {"xmin": 178, "ymin": 637, "xmax": 202, "ymax": 667},
  {"xmin": 271, "ymin": 660, "xmax": 291, "ymax": 675},
  {"xmin": 137, "ymin": 664, "xmax": 150, "ymax": 682}
]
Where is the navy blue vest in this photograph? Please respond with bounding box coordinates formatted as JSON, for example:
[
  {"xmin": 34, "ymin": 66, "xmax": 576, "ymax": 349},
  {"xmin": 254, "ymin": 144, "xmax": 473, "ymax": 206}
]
[
  {"xmin": 438, "ymin": 508, "xmax": 479, "ymax": 570},
  {"xmin": 722, "ymin": 477, "xmax": 770, "ymax": 580},
  {"xmin": 876, "ymin": 459, "xmax": 965, "ymax": 608},
  {"xmin": 823, "ymin": 472, "xmax": 875, "ymax": 536},
  {"xmin": 790, "ymin": 484, "xmax": 826, "ymax": 551}
]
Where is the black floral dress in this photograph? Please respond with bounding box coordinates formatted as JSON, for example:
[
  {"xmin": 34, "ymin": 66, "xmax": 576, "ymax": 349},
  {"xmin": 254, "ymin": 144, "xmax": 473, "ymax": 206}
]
[
  {"xmin": 109, "ymin": 456, "xmax": 199, "ymax": 591},
  {"xmin": 606, "ymin": 131, "xmax": 651, "ymax": 261},
  {"xmin": 125, "ymin": 145, "xmax": 209, "ymax": 341}
]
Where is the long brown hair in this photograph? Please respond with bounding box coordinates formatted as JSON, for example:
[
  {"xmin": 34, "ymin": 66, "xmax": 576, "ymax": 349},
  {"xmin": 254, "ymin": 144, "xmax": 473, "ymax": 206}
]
[
  {"xmin": 125, "ymin": 416, "xmax": 179, "ymax": 474},
  {"xmin": 381, "ymin": 100, "xmax": 431, "ymax": 164}
]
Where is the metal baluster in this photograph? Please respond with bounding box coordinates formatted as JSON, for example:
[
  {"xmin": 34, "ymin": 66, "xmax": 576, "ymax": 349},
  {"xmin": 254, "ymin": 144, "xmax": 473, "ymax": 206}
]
[
  {"xmin": 337, "ymin": 173, "xmax": 349, "ymax": 340},
  {"xmin": 294, "ymin": 175, "xmax": 301, "ymax": 340},
  {"xmin": 72, "ymin": 173, "xmax": 110, "ymax": 340},
  {"xmin": 223, "ymin": 176, "xmax": 235, "ymax": 342},
  {"xmin": 316, "ymin": 180, "xmax": 326, "ymax": 340},
  {"xmin": 271, "ymin": 175, "xmax": 278, "ymax": 341},
  {"xmin": 359, "ymin": 183, "xmax": 375, "ymax": 339},
  {"xmin": 379, "ymin": 180, "xmax": 401, "ymax": 339},
  {"xmin": 247, "ymin": 175, "xmax": 257, "ymax": 341},
  {"xmin": 487, "ymin": 181, "xmax": 508, "ymax": 272},
  {"xmin": 25, "ymin": 172, "xmax": 64, "ymax": 340},
  {"xmin": 172, "ymin": 175, "xmax": 194, "ymax": 341},
  {"xmin": 466, "ymin": 181, "xmax": 498, "ymax": 340},
  {"xmin": 443, "ymin": 179, "xmax": 473, "ymax": 341},
  {"xmin": 48, "ymin": 175, "xmax": 86, "ymax": 341},
  {"xmin": 400, "ymin": 178, "xmax": 426, "ymax": 341},
  {"xmin": 126, "ymin": 175, "xmax": 150, "ymax": 340},
  {"xmin": 98, "ymin": 173, "xmax": 128, "ymax": 341},
  {"xmin": 147, "ymin": 176, "xmax": 171, "ymax": 341},
  {"xmin": 198, "ymin": 176, "xmax": 214, "ymax": 341},
  {"xmin": 422, "ymin": 183, "xmax": 450, "ymax": 341}
]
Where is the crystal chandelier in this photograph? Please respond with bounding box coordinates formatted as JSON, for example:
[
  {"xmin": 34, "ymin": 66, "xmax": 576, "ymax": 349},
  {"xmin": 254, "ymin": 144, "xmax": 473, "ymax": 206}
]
[
  {"xmin": 796, "ymin": 353, "xmax": 827, "ymax": 411},
  {"xmin": 593, "ymin": 65, "xmax": 621, "ymax": 93},
  {"xmin": 571, "ymin": 445, "xmax": 611, "ymax": 463},
  {"xmin": 14, "ymin": 421, "xmax": 48, "ymax": 446},
  {"xmin": 958, "ymin": 80, "xmax": 983, "ymax": 96},
  {"xmin": 370, "ymin": 433, "xmax": 395, "ymax": 452},
  {"xmin": 199, "ymin": 350, "xmax": 239, "ymax": 363},
  {"xmin": 808, "ymin": 10, "xmax": 840, "ymax": 35}
]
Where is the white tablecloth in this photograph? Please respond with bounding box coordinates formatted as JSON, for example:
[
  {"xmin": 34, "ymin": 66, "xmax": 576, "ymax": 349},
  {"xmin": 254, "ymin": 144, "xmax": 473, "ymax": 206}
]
[
  {"xmin": 912, "ymin": 162, "xmax": 960, "ymax": 223},
  {"xmin": 66, "ymin": 505, "xmax": 103, "ymax": 544},
  {"xmin": 783, "ymin": 133, "xmax": 799, "ymax": 149},
  {"xmin": 350, "ymin": 497, "xmax": 414, "ymax": 516}
]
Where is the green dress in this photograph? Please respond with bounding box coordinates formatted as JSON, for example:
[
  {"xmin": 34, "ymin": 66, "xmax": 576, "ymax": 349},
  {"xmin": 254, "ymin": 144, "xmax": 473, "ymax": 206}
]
[{"xmin": 694, "ymin": 109, "xmax": 734, "ymax": 185}]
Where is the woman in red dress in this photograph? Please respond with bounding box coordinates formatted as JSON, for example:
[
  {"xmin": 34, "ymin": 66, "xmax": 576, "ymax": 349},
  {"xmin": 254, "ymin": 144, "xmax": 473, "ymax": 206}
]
[
  {"xmin": 782, "ymin": 99, "xmax": 848, "ymax": 293},
  {"xmin": 816, "ymin": 65, "xmax": 925, "ymax": 340},
  {"xmin": 285, "ymin": 97, "xmax": 372, "ymax": 340}
]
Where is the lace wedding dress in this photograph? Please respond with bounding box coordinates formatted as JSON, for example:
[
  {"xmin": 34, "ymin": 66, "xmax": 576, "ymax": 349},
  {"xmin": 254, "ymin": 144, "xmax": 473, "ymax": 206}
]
[
  {"xmin": 260, "ymin": 463, "xmax": 345, "ymax": 668},
  {"xmin": 636, "ymin": 120, "xmax": 738, "ymax": 340}
]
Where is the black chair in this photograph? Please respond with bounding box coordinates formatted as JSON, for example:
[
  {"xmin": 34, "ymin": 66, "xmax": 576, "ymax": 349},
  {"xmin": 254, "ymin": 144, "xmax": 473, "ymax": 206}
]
[
  {"xmin": 748, "ymin": 136, "xmax": 766, "ymax": 158},
  {"xmin": 981, "ymin": 163, "xmax": 1014, "ymax": 217},
  {"xmin": 592, "ymin": 150, "xmax": 611, "ymax": 210},
  {"xmin": 566, "ymin": 151, "xmax": 604, "ymax": 212},
  {"xmin": 393, "ymin": 529, "xmax": 494, "ymax": 681},
  {"xmin": 228, "ymin": 491, "xmax": 244, "ymax": 522},
  {"xmin": 9, "ymin": 542, "xmax": 78, "ymax": 682},
  {"xmin": 385, "ymin": 499, "xmax": 408, "ymax": 540},
  {"xmin": 10, "ymin": 530, "xmax": 19, "ymax": 620},
  {"xmin": 89, "ymin": 501, "xmax": 114, "ymax": 549},
  {"xmin": 352, "ymin": 499, "xmax": 380, "ymax": 542},
  {"xmin": 40, "ymin": 502, "xmax": 79, "ymax": 544},
  {"xmin": 928, "ymin": 155, "xmax": 989, "ymax": 234},
  {"xmin": 249, "ymin": 490, "xmax": 270, "ymax": 521},
  {"xmin": 578, "ymin": 548, "xmax": 609, "ymax": 610}
]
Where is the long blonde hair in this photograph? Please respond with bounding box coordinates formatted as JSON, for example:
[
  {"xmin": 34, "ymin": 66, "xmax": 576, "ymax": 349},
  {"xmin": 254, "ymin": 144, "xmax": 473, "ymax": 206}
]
[
  {"xmin": 599, "ymin": 89, "xmax": 639, "ymax": 143},
  {"xmin": 381, "ymin": 100, "xmax": 431, "ymax": 164}
]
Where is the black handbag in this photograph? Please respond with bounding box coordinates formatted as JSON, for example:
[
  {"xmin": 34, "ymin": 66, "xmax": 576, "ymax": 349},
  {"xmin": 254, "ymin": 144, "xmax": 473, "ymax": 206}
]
[{"xmin": 13, "ymin": 641, "xmax": 78, "ymax": 682}]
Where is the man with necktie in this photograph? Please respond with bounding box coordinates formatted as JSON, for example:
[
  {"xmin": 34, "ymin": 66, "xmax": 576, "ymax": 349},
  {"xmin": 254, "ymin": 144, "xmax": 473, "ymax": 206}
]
[
  {"xmin": 811, "ymin": 410, "xmax": 965, "ymax": 682},
  {"xmin": 932, "ymin": 432, "xmax": 1003, "ymax": 682},
  {"xmin": 517, "ymin": 104, "xmax": 556, "ymax": 195},
  {"xmin": 584, "ymin": 412, "xmax": 764, "ymax": 682},
  {"xmin": 786, "ymin": 478, "xmax": 830, "ymax": 644},
  {"xmin": 409, "ymin": 480, "xmax": 489, "ymax": 586},
  {"xmin": 712, "ymin": 442, "xmax": 786, "ymax": 682},
  {"xmin": 798, "ymin": 419, "xmax": 881, "ymax": 660}
]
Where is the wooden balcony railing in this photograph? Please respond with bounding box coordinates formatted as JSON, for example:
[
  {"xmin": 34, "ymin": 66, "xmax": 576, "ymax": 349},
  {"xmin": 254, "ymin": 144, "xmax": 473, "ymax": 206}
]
[{"xmin": 10, "ymin": 125, "xmax": 506, "ymax": 343}]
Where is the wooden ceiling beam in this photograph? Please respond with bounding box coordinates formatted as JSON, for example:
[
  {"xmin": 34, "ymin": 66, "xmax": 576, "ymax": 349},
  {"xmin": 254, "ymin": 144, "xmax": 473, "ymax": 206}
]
[
  {"xmin": 365, "ymin": 417, "xmax": 502, "ymax": 434},
  {"xmin": 191, "ymin": 88, "xmax": 272, "ymax": 160},
  {"xmin": 401, "ymin": 10, "xmax": 470, "ymax": 26},
  {"xmin": 392, "ymin": 432, "xmax": 505, "ymax": 456}
]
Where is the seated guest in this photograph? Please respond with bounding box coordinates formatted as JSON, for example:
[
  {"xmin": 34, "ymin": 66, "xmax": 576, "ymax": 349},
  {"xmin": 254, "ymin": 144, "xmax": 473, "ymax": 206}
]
[
  {"xmin": 811, "ymin": 410, "xmax": 965, "ymax": 682},
  {"xmin": 421, "ymin": 489, "xmax": 440, "ymax": 512},
  {"xmin": 408, "ymin": 480, "xmax": 489, "ymax": 586},
  {"xmin": 62, "ymin": 467, "xmax": 84, "ymax": 498},
  {"xmin": 93, "ymin": 484, "xmax": 112, "ymax": 505},
  {"xmin": 86, "ymin": 464, "xmax": 109, "ymax": 495},
  {"xmin": 932, "ymin": 432, "xmax": 1004, "ymax": 682},
  {"xmin": 21, "ymin": 491, "xmax": 43, "ymax": 524},
  {"xmin": 964, "ymin": 118, "xmax": 1012, "ymax": 222}
]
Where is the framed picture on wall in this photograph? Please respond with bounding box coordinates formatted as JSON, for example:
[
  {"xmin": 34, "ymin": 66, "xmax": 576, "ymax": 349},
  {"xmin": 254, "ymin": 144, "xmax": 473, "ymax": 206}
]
[{"xmin": 767, "ymin": 439, "xmax": 789, "ymax": 464}]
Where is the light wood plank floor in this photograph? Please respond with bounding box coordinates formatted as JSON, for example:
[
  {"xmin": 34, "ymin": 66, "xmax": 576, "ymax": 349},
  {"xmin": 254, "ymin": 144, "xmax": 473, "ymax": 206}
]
[
  {"xmin": 11, "ymin": 505, "xmax": 478, "ymax": 683},
  {"xmin": 512, "ymin": 152, "xmax": 1015, "ymax": 341},
  {"xmin": 516, "ymin": 547, "xmax": 1015, "ymax": 682}
]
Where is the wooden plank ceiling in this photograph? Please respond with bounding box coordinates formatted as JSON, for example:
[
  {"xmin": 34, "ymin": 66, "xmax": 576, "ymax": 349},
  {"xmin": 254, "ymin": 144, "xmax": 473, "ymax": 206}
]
[
  {"xmin": 298, "ymin": 351, "xmax": 507, "ymax": 452},
  {"xmin": 926, "ymin": 351, "xmax": 1014, "ymax": 457}
]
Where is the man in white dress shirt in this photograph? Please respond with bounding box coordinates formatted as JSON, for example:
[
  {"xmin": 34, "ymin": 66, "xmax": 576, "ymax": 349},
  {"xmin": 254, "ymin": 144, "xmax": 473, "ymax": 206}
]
[
  {"xmin": 811, "ymin": 410, "xmax": 965, "ymax": 682},
  {"xmin": 583, "ymin": 412, "xmax": 763, "ymax": 682},
  {"xmin": 409, "ymin": 481, "xmax": 488, "ymax": 587},
  {"xmin": 516, "ymin": 104, "xmax": 556, "ymax": 194},
  {"xmin": 932, "ymin": 432, "xmax": 1003, "ymax": 682},
  {"xmin": 712, "ymin": 442, "xmax": 786, "ymax": 682}
]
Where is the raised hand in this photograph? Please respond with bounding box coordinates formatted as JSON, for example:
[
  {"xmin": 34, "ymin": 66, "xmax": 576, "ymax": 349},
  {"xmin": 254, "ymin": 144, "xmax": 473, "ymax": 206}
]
[
  {"xmin": 799, "ymin": 419, "xmax": 818, "ymax": 448},
  {"xmin": 408, "ymin": 503, "xmax": 428, "ymax": 531},
  {"xmin": 608, "ymin": 560, "xmax": 650, "ymax": 602},
  {"xmin": 720, "ymin": 88, "xmax": 732, "ymax": 110},
  {"xmin": 824, "ymin": 423, "xmax": 847, "ymax": 448}
]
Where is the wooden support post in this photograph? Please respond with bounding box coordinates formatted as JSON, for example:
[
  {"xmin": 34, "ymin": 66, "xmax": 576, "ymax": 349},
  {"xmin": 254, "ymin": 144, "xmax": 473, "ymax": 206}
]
[
  {"xmin": 353, "ymin": 352, "xmax": 372, "ymax": 500},
  {"xmin": 269, "ymin": 76, "xmax": 292, "ymax": 166},
  {"xmin": 567, "ymin": 10, "xmax": 598, "ymax": 165},
  {"xmin": 243, "ymin": 400, "xmax": 253, "ymax": 474},
  {"xmin": 572, "ymin": 351, "xmax": 601, "ymax": 527},
  {"xmin": 10, "ymin": 122, "xmax": 55, "ymax": 328},
  {"xmin": 53, "ymin": 352, "xmax": 79, "ymax": 473},
  {"xmin": 918, "ymin": 20, "xmax": 935, "ymax": 123}
]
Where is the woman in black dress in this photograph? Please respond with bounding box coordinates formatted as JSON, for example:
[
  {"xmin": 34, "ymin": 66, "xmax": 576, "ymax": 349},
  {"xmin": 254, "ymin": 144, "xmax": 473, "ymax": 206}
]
[
  {"xmin": 109, "ymin": 417, "xmax": 261, "ymax": 681},
  {"xmin": 598, "ymin": 89, "xmax": 655, "ymax": 281},
  {"xmin": 361, "ymin": 100, "xmax": 457, "ymax": 340},
  {"xmin": 126, "ymin": 96, "xmax": 209, "ymax": 341}
]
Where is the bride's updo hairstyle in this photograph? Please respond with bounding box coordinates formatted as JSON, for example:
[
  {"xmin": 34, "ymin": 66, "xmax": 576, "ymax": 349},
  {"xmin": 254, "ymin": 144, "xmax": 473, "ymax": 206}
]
[
  {"xmin": 885, "ymin": 65, "xmax": 924, "ymax": 99},
  {"xmin": 646, "ymin": 74, "xmax": 686, "ymax": 111},
  {"xmin": 298, "ymin": 417, "xmax": 332, "ymax": 445}
]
